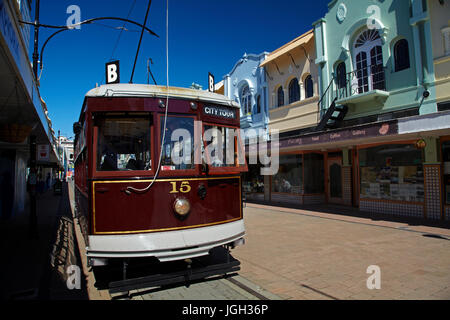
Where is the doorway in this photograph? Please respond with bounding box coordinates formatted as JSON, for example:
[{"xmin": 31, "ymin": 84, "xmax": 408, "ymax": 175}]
[{"xmin": 327, "ymin": 157, "xmax": 343, "ymax": 204}]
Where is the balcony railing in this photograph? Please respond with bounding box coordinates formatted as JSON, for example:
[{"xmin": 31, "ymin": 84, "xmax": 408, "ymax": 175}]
[{"xmin": 319, "ymin": 64, "xmax": 387, "ymax": 116}]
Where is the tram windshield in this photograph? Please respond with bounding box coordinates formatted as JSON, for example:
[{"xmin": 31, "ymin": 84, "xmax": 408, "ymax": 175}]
[
  {"xmin": 96, "ymin": 115, "xmax": 152, "ymax": 171},
  {"xmin": 160, "ymin": 116, "xmax": 195, "ymax": 170}
]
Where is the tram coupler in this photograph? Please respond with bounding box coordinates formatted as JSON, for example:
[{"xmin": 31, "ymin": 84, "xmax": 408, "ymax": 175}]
[
  {"xmin": 184, "ymin": 258, "xmax": 193, "ymax": 285},
  {"xmin": 123, "ymin": 259, "xmax": 129, "ymax": 281}
]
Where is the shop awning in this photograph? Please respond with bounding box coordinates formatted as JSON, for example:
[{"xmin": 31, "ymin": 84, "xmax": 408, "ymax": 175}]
[{"xmin": 259, "ymin": 29, "xmax": 314, "ymax": 67}]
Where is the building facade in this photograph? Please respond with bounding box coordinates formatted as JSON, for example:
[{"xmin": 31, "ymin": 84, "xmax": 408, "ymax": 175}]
[
  {"xmin": 222, "ymin": 52, "xmax": 270, "ymax": 199},
  {"xmin": 223, "ymin": 52, "xmax": 270, "ymax": 137},
  {"xmin": 247, "ymin": 29, "xmax": 323, "ymax": 205},
  {"xmin": 429, "ymin": 0, "xmax": 450, "ymax": 220},
  {"xmin": 0, "ymin": 0, "xmax": 60, "ymax": 219},
  {"xmin": 239, "ymin": 0, "xmax": 450, "ymax": 221}
]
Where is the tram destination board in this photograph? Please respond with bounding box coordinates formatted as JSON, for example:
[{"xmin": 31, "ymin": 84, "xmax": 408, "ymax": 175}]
[{"xmin": 203, "ymin": 105, "xmax": 236, "ymax": 120}]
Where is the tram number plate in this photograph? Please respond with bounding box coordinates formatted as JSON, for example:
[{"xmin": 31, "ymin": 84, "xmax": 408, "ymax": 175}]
[{"xmin": 169, "ymin": 181, "xmax": 191, "ymax": 194}]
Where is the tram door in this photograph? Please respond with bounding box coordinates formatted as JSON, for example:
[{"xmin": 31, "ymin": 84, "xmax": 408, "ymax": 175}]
[{"xmin": 327, "ymin": 157, "xmax": 343, "ymax": 204}]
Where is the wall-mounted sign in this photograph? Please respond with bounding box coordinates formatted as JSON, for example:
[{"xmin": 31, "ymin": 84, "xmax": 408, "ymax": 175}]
[
  {"xmin": 106, "ymin": 60, "xmax": 120, "ymax": 84},
  {"xmin": 203, "ymin": 105, "xmax": 235, "ymax": 119},
  {"xmin": 37, "ymin": 144, "xmax": 50, "ymax": 161},
  {"xmin": 208, "ymin": 72, "xmax": 215, "ymax": 92}
]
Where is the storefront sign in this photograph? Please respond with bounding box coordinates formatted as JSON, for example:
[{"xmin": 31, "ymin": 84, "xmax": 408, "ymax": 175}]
[
  {"xmin": 37, "ymin": 144, "xmax": 50, "ymax": 161},
  {"xmin": 276, "ymin": 120, "xmax": 398, "ymax": 149},
  {"xmin": 0, "ymin": 0, "xmax": 20, "ymax": 63},
  {"xmin": 203, "ymin": 105, "xmax": 236, "ymax": 119}
]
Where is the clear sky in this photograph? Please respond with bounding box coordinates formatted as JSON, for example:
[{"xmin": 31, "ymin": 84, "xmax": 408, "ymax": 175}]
[{"xmin": 34, "ymin": 0, "xmax": 330, "ymax": 138}]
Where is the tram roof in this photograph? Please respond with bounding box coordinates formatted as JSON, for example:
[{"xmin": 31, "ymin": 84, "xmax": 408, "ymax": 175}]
[{"xmin": 85, "ymin": 84, "xmax": 240, "ymax": 108}]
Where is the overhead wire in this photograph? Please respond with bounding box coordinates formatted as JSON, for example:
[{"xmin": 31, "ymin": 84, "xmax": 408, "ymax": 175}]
[{"xmin": 125, "ymin": 0, "xmax": 169, "ymax": 194}]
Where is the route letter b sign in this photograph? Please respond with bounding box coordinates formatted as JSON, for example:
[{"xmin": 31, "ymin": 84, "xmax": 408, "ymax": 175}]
[{"xmin": 106, "ymin": 60, "xmax": 120, "ymax": 84}]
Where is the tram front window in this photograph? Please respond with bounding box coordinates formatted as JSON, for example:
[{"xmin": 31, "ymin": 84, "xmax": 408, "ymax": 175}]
[
  {"xmin": 96, "ymin": 116, "xmax": 152, "ymax": 171},
  {"xmin": 160, "ymin": 116, "xmax": 195, "ymax": 170}
]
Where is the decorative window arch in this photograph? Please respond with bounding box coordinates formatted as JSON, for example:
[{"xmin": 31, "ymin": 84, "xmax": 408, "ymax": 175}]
[
  {"xmin": 354, "ymin": 29, "xmax": 381, "ymax": 48},
  {"xmin": 277, "ymin": 86, "xmax": 284, "ymax": 107},
  {"xmin": 288, "ymin": 78, "xmax": 300, "ymax": 104},
  {"xmin": 394, "ymin": 39, "xmax": 410, "ymax": 72},
  {"xmin": 240, "ymin": 85, "xmax": 252, "ymax": 115},
  {"xmin": 304, "ymin": 75, "xmax": 313, "ymax": 98}
]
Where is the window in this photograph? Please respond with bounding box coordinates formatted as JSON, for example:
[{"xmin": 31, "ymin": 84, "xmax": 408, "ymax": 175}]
[
  {"xmin": 443, "ymin": 141, "xmax": 450, "ymax": 205},
  {"xmin": 271, "ymin": 154, "xmax": 303, "ymax": 194},
  {"xmin": 394, "ymin": 39, "xmax": 410, "ymax": 72},
  {"xmin": 161, "ymin": 116, "xmax": 195, "ymax": 170},
  {"xmin": 277, "ymin": 86, "xmax": 284, "ymax": 107},
  {"xmin": 353, "ymin": 29, "xmax": 385, "ymax": 93},
  {"xmin": 256, "ymin": 95, "xmax": 261, "ymax": 114},
  {"xmin": 243, "ymin": 162, "xmax": 265, "ymax": 194},
  {"xmin": 359, "ymin": 144, "xmax": 424, "ymax": 202},
  {"xmin": 203, "ymin": 124, "xmax": 246, "ymax": 171},
  {"xmin": 441, "ymin": 27, "xmax": 450, "ymax": 56},
  {"xmin": 241, "ymin": 85, "xmax": 252, "ymax": 115},
  {"xmin": 96, "ymin": 115, "xmax": 152, "ymax": 171},
  {"xmin": 336, "ymin": 62, "xmax": 347, "ymax": 90},
  {"xmin": 303, "ymin": 153, "xmax": 324, "ymax": 194},
  {"xmin": 304, "ymin": 75, "xmax": 313, "ymax": 98},
  {"xmin": 288, "ymin": 78, "xmax": 300, "ymax": 104}
]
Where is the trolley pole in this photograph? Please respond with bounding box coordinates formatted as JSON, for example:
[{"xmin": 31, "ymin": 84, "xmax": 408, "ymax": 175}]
[
  {"xmin": 32, "ymin": 0, "xmax": 41, "ymax": 80},
  {"xmin": 129, "ymin": 0, "xmax": 152, "ymax": 84}
]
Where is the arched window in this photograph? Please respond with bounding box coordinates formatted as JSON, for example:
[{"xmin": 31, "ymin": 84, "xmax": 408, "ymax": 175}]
[
  {"xmin": 304, "ymin": 75, "xmax": 313, "ymax": 98},
  {"xmin": 353, "ymin": 29, "xmax": 385, "ymax": 93},
  {"xmin": 394, "ymin": 39, "xmax": 410, "ymax": 72},
  {"xmin": 277, "ymin": 86, "xmax": 284, "ymax": 107},
  {"xmin": 288, "ymin": 78, "xmax": 300, "ymax": 104},
  {"xmin": 336, "ymin": 62, "xmax": 347, "ymax": 90},
  {"xmin": 241, "ymin": 85, "xmax": 252, "ymax": 115}
]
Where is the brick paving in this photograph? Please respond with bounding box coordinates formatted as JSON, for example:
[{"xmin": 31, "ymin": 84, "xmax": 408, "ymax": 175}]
[{"xmin": 231, "ymin": 203, "xmax": 450, "ymax": 300}]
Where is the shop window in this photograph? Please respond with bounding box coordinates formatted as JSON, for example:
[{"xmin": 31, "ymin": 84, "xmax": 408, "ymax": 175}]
[
  {"xmin": 304, "ymin": 153, "xmax": 324, "ymax": 194},
  {"xmin": 442, "ymin": 141, "xmax": 450, "ymax": 205},
  {"xmin": 359, "ymin": 144, "xmax": 424, "ymax": 202},
  {"xmin": 243, "ymin": 162, "xmax": 265, "ymax": 194},
  {"xmin": 394, "ymin": 39, "xmax": 410, "ymax": 72},
  {"xmin": 271, "ymin": 154, "xmax": 303, "ymax": 194}
]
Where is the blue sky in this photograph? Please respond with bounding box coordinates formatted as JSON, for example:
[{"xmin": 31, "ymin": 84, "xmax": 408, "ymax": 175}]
[{"xmin": 35, "ymin": 0, "xmax": 329, "ymax": 137}]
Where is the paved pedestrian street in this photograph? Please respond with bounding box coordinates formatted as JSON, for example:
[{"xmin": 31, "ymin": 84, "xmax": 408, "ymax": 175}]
[{"xmin": 230, "ymin": 204, "xmax": 450, "ymax": 300}]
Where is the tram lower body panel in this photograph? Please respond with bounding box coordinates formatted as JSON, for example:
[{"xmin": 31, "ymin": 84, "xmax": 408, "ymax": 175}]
[
  {"xmin": 87, "ymin": 219, "xmax": 245, "ymax": 266},
  {"xmin": 82, "ymin": 176, "xmax": 245, "ymax": 266}
]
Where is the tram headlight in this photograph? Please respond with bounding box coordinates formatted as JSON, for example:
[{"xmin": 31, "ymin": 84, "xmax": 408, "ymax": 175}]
[{"xmin": 173, "ymin": 198, "xmax": 191, "ymax": 217}]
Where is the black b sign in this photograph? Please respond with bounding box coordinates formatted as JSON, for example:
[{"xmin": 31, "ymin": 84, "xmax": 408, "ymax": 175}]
[
  {"xmin": 208, "ymin": 72, "xmax": 214, "ymax": 92},
  {"xmin": 106, "ymin": 60, "xmax": 120, "ymax": 84}
]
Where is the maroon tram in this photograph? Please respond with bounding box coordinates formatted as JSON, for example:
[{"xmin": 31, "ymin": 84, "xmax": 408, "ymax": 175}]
[{"xmin": 73, "ymin": 84, "xmax": 247, "ymax": 267}]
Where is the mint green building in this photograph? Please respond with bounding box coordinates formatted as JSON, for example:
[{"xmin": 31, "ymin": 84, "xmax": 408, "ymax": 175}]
[{"xmin": 266, "ymin": 0, "xmax": 450, "ymax": 220}]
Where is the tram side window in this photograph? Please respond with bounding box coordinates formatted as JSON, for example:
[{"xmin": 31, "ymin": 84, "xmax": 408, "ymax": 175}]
[
  {"xmin": 96, "ymin": 117, "xmax": 152, "ymax": 171},
  {"xmin": 203, "ymin": 125, "xmax": 245, "ymax": 168},
  {"xmin": 160, "ymin": 116, "xmax": 195, "ymax": 170}
]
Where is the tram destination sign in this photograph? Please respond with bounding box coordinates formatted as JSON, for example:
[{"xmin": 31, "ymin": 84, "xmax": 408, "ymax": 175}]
[{"xmin": 203, "ymin": 105, "xmax": 236, "ymax": 120}]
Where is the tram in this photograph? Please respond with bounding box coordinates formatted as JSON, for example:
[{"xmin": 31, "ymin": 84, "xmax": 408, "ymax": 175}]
[{"xmin": 73, "ymin": 84, "xmax": 247, "ymax": 267}]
